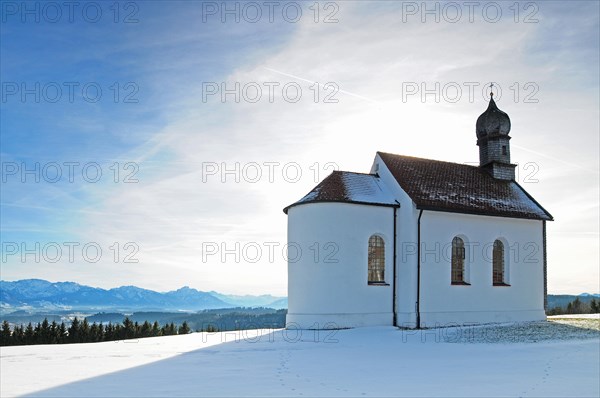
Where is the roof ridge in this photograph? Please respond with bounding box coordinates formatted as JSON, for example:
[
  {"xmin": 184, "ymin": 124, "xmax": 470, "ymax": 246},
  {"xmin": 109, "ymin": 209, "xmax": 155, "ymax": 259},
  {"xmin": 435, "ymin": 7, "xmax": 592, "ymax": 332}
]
[
  {"xmin": 336, "ymin": 170, "xmax": 378, "ymax": 177},
  {"xmin": 376, "ymin": 151, "xmax": 552, "ymax": 221},
  {"xmin": 377, "ymin": 151, "xmax": 481, "ymax": 169}
]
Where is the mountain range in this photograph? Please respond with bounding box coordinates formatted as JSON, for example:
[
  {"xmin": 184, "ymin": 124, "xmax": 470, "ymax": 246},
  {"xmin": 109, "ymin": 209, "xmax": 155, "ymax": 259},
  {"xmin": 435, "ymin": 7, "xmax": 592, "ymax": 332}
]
[
  {"xmin": 2, "ymin": 279, "xmax": 596, "ymax": 314},
  {"xmin": 0, "ymin": 279, "xmax": 287, "ymax": 312}
]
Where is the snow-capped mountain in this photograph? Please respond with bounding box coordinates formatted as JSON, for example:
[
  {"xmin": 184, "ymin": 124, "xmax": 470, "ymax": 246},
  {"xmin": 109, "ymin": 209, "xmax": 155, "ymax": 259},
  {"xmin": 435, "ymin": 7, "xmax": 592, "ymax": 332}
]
[
  {"xmin": 579, "ymin": 293, "xmax": 600, "ymax": 297},
  {"xmin": 0, "ymin": 279, "xmax": 286, "ymax": 311}
]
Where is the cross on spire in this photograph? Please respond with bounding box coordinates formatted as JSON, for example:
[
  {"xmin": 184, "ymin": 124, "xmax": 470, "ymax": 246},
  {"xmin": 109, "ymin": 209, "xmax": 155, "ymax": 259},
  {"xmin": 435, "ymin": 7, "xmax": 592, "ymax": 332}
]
[{"xmin": 489, "ymin": 82, "xmax": 495, "ymax": 97}]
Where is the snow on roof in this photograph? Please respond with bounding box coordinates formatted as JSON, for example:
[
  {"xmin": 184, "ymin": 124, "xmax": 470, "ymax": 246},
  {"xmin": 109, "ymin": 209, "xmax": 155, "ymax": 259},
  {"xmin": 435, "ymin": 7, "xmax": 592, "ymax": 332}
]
[
  {"xmin": 283, "ymin": 171, "xmax": 398, "ymax": 214},
  {"xmin": 284, "ymin": 152, "xmax": 552, "ymax": 220},
  {"xmin": 377, "ymin": 152, "xmax": 553, "ymax": 221}
]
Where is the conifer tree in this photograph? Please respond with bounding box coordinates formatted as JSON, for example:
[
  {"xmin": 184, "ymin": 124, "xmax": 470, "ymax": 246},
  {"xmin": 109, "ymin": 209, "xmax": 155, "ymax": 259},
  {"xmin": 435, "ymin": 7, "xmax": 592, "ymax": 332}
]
[
  {"xmin": 11, "ymin": 324, "xmax": 24, "ymax": 345},
  {"xmin": 34, "ymin": 322, "xmax": 42, "ymax": 344},
  {"xmin": 90, "ymin": 322, "xmax": 100, "ymax": 342},
  {"xmin": 114, "ymin": 323, "xmax": 124, "ymax": 340},
  {"xmin": 178, "ymin": 321, "xmax": 191, "ymax": 335},
  {"xmin": 40, "ymin": 318, "xmax": 50, "ymax": 344},
  {"xmin": 160, "ymin": 322, "xmax": 177, "ymax": 336},
  {"xmin": 572, "ymin": 297, "xmax": 583, "ymax": 314},
  {"xmin": 105, "ymin": 322, "xmax": 114, "ymax": 340},
  {"xmin": 80, "ymin": 319, "xmax": 90, "ymax": 342},
  {"xmin": 98, "ymin": 323, "xmax": 105, "ymax": 341},
  {"xmin": 152, "ymin": 321, "xmax": 161, "ymax": 337},
  {"xmin": 141, "ymin": 321, "xmax": 152, "ymax": 338},
  {"xmin": 68, "ymin": 317, "xmax": 80, "ymax": 343},
  {"xmin": 24, "ymin": 322, "xmax": 34, "ymax": 344},
  {"xmin": 1, "ymin": 321, "xmax": 12, "ymax": 346},
  {"xmin": 590, "ymin": 298, "xmax": 599, "ymax": 313},
  {"xmin": 58, "ymin": 322, "xmax": 67, "ymax": 343},
  {"xmin": 50, "ymin": 321, "xmax": 59, "ymax": 344},
  {"xmin": 122, "ymin": 317, "xmax": 135, "ymax": 339}
]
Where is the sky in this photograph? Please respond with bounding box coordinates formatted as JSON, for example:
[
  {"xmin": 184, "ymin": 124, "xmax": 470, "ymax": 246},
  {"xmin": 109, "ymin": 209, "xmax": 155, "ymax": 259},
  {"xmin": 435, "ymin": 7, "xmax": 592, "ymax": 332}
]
[{"xmin": 0, "ymin": 1, "xmax": 598, "ymax": 296}]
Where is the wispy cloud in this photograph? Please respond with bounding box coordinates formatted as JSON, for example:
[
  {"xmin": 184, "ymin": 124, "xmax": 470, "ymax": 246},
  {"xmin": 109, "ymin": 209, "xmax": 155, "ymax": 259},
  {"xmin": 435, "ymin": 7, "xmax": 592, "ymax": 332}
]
[{"xmin": 2, "ymin": 2, "xmax": 598, "ymax": 295}]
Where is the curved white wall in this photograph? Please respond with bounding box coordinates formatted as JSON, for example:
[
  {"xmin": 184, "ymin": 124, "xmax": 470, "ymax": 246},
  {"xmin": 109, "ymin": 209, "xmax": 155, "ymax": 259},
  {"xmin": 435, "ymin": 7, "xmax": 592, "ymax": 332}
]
[{"xmin": 286, "ymin": 202, "xmax": 395, "ymax": 329}]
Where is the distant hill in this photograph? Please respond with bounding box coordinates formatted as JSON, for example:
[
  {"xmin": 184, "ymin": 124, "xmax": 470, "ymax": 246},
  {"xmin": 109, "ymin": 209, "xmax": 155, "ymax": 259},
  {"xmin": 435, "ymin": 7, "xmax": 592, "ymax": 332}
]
[
  {"xmin": 209, "ymin": 291, "xmax": 288, "ymax": 309},
  {"xmin": 84, "ymin": 308, "xmax": 287, "ymax": 331},
  {"xmin": 547, "ymin": 294, "xmax": 600, "ymax": 310},
  {"xmin": 0, "ymin": 279, "xmax": 287, "ymax": 312}
]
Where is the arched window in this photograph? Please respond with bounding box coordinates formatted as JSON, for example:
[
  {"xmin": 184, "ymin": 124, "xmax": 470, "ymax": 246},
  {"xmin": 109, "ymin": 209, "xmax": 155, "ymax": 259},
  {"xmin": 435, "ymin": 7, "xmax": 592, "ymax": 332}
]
[
  {"xmin": 451, "ymin": 236, "xmax": 466, "ymax": 284},
  {"xmin": 368, "ymin": 235, "xmax": 385, "ymax": 283},
  {"xmin": 493, "ymin": 239, "xmax": 505, "ymax": 285}
]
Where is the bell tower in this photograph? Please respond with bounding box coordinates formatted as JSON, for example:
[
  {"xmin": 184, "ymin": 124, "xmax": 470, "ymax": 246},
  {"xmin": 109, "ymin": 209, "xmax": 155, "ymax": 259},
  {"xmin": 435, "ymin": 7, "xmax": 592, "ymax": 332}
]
[{"xmin": 476, "ymin": 88, "xmax": 516, "ymax": 180}]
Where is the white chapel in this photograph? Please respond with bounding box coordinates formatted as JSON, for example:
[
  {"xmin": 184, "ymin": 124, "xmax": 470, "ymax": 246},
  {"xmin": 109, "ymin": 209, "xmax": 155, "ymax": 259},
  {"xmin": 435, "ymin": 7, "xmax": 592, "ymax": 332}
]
[{"xmin": 283, "ymin": 95, "xmax": 553, "ymax": 329}]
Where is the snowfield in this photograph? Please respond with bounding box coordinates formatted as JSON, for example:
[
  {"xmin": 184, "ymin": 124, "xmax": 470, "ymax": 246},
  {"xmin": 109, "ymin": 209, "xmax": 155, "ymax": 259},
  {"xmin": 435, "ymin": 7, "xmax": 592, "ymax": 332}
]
[
  {"xmin": 548, "ymin": 313, "xmax": 600, "ymax": 319},
  {"xmin": 1, "ymin": 319, "xmax": 598, "ymax": 397}
]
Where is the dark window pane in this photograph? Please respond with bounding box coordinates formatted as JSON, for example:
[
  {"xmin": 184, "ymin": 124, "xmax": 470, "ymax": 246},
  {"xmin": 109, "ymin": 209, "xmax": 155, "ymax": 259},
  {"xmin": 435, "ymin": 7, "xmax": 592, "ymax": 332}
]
[
  {"xmin": 368, "ymin": 235, "xmax": 385, "ymax": 283},
  {"xmin": 451, "ymin": 237, "xmax": 465, "ymax": 283}
]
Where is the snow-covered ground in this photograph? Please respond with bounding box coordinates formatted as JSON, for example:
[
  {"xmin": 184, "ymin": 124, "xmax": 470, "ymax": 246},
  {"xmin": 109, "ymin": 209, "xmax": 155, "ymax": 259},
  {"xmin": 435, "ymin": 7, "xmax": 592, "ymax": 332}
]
[
  {"xmin": 549, "ymin": 313, "xmax": 600, "ymax": 319},
  {"xmin": 1, "ymin": 319, "xmax": 598, "ymax": 397}
]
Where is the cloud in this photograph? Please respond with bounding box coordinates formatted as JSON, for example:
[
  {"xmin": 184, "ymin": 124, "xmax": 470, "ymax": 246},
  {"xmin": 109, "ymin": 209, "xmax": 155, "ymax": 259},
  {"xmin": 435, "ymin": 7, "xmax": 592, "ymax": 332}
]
[{"xmin": 3, "ymin": 2, "xmax": 598, "ymax": 295}]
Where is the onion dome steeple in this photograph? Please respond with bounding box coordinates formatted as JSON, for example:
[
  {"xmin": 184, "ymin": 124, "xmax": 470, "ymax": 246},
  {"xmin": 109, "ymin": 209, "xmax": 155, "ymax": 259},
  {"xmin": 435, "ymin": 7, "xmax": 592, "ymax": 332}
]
[
  {"xmin": 476, "ymin": 92, "xmax": 511, "ymax": 139},
  {"xmin": 476, "ymin": 87, "xmax": 516, "ymax": 181}
]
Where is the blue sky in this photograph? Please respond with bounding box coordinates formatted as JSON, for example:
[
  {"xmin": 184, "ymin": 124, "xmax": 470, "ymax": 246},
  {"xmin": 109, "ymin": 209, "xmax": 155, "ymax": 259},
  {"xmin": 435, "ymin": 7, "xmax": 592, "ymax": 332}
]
[{"xmin": 1, "ymin": 1, "xmax": 598, "ymax": 295}]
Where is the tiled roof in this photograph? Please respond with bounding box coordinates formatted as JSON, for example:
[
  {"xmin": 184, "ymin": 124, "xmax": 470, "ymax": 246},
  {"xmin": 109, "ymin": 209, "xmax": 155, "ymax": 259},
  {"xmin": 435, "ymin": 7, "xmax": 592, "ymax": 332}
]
[
  {"xmin": 283, "ymin": 171, "xmax": 398, "ymax": 214},
  {"xmin": 377, "ymin": 152, "xmax": 553, "ymax": 221}
]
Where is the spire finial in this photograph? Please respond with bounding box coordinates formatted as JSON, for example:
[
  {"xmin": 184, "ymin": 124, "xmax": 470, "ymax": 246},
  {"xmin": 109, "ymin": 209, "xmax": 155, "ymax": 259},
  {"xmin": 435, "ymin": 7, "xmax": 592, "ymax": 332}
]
[{"xmin": 489, "ymin": 82, "xmax": 494, "ymax": 98}]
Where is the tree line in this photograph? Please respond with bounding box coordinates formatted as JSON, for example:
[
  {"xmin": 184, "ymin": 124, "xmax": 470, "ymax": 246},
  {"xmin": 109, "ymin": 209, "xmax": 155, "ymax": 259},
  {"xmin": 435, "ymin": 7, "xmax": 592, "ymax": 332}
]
[
  {"xmin": 0, "ymin": 317, "xmax": 191, "ymax": 346},
  {"xmin": 547, "ymin": 297, "xmax": 600, "ymax": 316}
]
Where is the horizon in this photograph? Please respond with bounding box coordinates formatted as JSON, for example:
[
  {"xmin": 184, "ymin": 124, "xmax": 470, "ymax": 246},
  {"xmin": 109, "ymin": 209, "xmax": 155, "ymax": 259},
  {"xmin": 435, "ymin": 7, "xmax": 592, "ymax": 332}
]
[
  {"xmin": 1, "ymin": 278, "xmax": 597, "ymax": 297},
  {"xmin": 0, "ymin": 278, "xmax": 285, "ymax": 297},
  {"xmin": 1, "ymin": 1, "xmax": 599, "ymax": 296}
]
